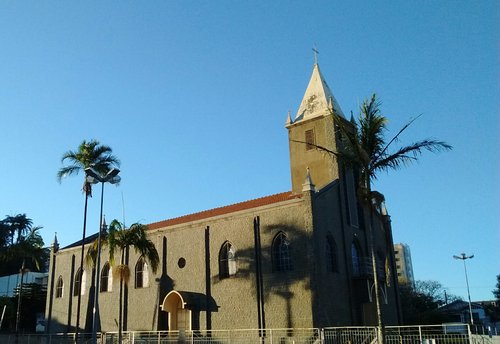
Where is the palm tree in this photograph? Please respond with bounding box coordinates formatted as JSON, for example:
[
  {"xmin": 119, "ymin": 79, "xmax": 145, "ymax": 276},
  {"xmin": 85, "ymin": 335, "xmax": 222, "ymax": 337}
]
[
  {"xmin": 87, "ymin": 220, "xmax": 159, "ymax": 343},
  {"xmin": 315, "ymin": 94, "xmax": 451, "ymax": 343},
  {"xmin": 57, "ymin": 139, "xmax": 119, "ymax": 336},
  {"xmin": 0, "ymin": 217, "xmax": 48, "ymax": 275},
  {"xmin": 3, "ymin": 214, "xmax": 33, "ymax": 245}
]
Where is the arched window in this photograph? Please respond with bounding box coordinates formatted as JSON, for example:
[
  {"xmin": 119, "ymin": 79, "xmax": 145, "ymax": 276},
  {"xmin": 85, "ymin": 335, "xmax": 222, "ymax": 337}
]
[
  {"xmin": 377, "ymin": 251, "xmax": 386, "ymax": 282},
  {"xmin": 385, "ymin": 255, "xmax": 391, "ymax": 286},
  {"xmin": 326, "ymin": 235, "xmax": 339, "ymax": 272},
  {"xmin": 56, "ymin": 276, "xmax": 64, "ymax": 298},
  {"xmin": 100, "ymin": 262, "xmax": 112, "ymax": 292},
  {"xmin": 73, "ymin": 268, "xmax": 85, "ymax": 296},
  {"xmin": 352, "ymin": 241, "xmax": 361, "ymax": 276},
  {"xmin": 135, "ymin": 257, "xmax": 149, "ymax": 288},
  {"xmin": 219, "ymin": 241, "xmax": 237, "ymax": 279},
  {"xmin": 272, "ymin": 232, "xmax": 292, "ymax": 272}
]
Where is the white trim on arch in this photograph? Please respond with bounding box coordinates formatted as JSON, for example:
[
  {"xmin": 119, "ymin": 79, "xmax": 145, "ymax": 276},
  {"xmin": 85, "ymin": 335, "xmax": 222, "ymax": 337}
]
[{"xmin": 160, "ymin": 290, "xmax": 191, "ymax": 331}]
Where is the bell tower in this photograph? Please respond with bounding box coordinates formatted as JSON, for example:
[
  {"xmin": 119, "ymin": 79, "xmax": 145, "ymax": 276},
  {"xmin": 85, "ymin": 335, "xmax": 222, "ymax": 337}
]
[{"xmin": 286, "ymin": 63, "xmax": 345, "ymax": 194}]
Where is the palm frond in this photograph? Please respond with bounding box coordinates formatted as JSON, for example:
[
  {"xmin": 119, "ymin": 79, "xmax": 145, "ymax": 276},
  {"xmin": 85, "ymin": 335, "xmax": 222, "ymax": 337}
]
[
  {"xmin": 113, "ymin": 264, "xmax": 130, "ymax": 285},
  {"xmin": 374, "ymin": 114, "xmax": 423, "ymax": 163},
  {"xmin": 358, "ymin": 94, "xmax": 387, "ymax": 160},
  {"xmin": 85, "ymin": 240, "xmax": 99, "ymax": 268},
  {"xmin": 102, "ymin": 220, "xmax": 159, "ymax": 275},
  {"xmin": 60, "ymin": 150, "xmax": 78, "ymax": 163},
  {"xmin": 372, "ymin": 139, "xmax": 452, "ymax": 173},
  {"xmin": 58, "ymin": 139, "xmax": 120, "ymax": 187},
  {"xmin": 289, "ymin": 139, "xmax": 338, "ymax": 157},
  {"xmin": 57, "ymin": 165, "xmax": 82, "ymax": 182},
  {"xmin": 85, "ymin": 234, "xmax": 109, "ymax": 268}
]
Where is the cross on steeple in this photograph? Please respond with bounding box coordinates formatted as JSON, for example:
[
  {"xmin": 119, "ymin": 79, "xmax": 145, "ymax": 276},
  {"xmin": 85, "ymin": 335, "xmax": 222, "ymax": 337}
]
[{"xmin": 312, "ymin": 45, "xmax": 319, "ymax": 65}]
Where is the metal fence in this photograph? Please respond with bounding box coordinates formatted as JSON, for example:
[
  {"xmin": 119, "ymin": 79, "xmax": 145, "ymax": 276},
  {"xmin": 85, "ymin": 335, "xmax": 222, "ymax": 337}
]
[
  {"xmin": 323, "ymin": 326, "xmax": 377, "ymax": 344},
  {"xmin": 103, "ymin": 328, "xmax": 321, "ymax": 344},
  {"xmin": 383, "ymin": 325, "xmax": 470, "ymax": 344},
  {"xmin": 2, "ymin": 324, "xmax": 493, "ymax": 344}
]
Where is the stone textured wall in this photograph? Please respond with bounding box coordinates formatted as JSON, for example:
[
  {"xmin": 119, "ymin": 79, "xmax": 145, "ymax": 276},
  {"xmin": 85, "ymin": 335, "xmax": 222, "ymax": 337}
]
[
  {"xmin": 46, "ymin": 197, "xmax": 322, "ymax": 332},
  {"xmin": 287, "ymin": 114, "xmax": 339, "ymax": 194},
  {"xmin": 45, "ymin": 245, "xmax": 93, "ymax": 333},
  {"xmin": 46, "ymin": 183, "xmax": 401, "ymax": 333}
]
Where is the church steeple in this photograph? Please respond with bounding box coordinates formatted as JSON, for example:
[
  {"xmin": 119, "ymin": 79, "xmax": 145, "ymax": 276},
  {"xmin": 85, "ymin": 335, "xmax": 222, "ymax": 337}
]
[
  {"xmin": 52, "ymin": 232, "xmax": 59, "ymax": 253},
  {"xmin": 287, "ymin": 62, "xmax": 343, "ymax": 194},
  {"xmin": 292, "ymin": 63, "xmax": 344, "ymax": 123}
]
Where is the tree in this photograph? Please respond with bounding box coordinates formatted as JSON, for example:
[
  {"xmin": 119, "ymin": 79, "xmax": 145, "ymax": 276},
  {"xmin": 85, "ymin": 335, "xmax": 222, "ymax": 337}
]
[
  {"xmin": 87, "ymin": 220, "xmax": 159, "ymax": 343},
  {"xmin": 2, "ymin": 214, "xmax": 33, "ymax": 245},
  {"xmin": 400, "ymin": 280, "xmax": 462, "ymax": 324},
  {"xmin": 493, "ymin": 274, "xmax": 500, "ymax": 300},
  {"xmin": 57, "ymin": 140, "xmax": 120, "ymax": 197},
  {"xmin": 0, "ymin": 214, "xmax": 48, "ymax": 276},
  {"xmin": 415, "ymin": 280, "xmax": 461, "ymax": 305},
  {"xmin": 0, "ymin": 214, "xmax": 48, "ymax": 333},
  {"xmin": 57, "ymin": 139, "xmax": 120, "ymax": 334},
  {"xmin": 314, "ymin": 94, "xmax": 451, "ymax": 341}
]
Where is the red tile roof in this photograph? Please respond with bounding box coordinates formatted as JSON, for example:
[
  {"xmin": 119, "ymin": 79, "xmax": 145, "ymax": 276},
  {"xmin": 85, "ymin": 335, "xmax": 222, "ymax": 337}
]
[{"xmin": 148, "ymin": 191, "xmax": 302, "ymax": 230}]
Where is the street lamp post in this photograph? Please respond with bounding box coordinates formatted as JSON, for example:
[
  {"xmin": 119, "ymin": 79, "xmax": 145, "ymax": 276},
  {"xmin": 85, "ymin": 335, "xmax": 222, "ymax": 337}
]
[
  {"xmin": 453, "ymin": 253, "xmax": 474, "ymax": 325},
  {"xmin": 85, "ymin": 167, "xmax": 120, "ymax": 344}
]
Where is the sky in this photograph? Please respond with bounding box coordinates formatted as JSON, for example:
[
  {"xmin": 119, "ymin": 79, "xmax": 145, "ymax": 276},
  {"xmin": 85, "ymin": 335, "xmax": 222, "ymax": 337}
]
[{"xmin": 0, "ymin": 1, "xmax": 497, "ymax": 302}]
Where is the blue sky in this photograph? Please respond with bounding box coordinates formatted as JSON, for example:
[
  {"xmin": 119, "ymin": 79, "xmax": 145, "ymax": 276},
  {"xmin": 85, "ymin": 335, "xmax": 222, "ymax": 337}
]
[{"xmin": 0, "ymin": 1, "xmax": 497, "ymax": 302}]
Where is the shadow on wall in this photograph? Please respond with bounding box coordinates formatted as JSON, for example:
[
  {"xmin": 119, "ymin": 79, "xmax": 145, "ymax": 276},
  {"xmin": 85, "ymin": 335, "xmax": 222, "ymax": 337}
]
[{"xmin": 214, "ymin": 222, "xmax": 314, "ymax": 328}]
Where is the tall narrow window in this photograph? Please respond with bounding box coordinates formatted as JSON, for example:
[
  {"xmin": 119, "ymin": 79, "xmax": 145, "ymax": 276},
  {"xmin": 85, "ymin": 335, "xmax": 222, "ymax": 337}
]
[
  {"xmin": 100, "ymin": 262, "xmax": 112, "ymax": 292},
  {"xmin": 56, "ymin": 276, "xmax": 64, "ymax": 298},
  {"xmin": 272, "ymin": 232, "xmax": 292, "ymax": 272},
  {"xmin": 162, "ymin": 236, "xmax": 167, "ymax": 276},
  {"xmin": 352, "ymin": 242, "xmax": 361, "ymax": 276},
  {"xmin": 73, "ymin": 268, "xmax": 84, "ymax": 296},
  {"xmin": 345, "ymin": 168, "xmax": 359, "ymax": 228},
  {"xmin": 219, "ymin": 241, "xmax": 237, "ymax": 279},
  {"xmin": 326, "ymin": 236, "xmax": 339, "ymax": 272},
  {"xmin": 385, "ymin": 256, "xmax": 391, "ymax": 287},
  {"xmin": 135, "ymin": 257, "xmax": 149, "ymax": 288},
  {"xmin": 305, "ymin": 129, "xmax": 315, "ymax": 150}
]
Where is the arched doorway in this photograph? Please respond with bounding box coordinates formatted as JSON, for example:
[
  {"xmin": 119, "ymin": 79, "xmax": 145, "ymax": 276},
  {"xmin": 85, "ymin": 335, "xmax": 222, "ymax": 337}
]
[{"xmin": 161, "ymin": 290, "xmax": 191, "ymax": 331}]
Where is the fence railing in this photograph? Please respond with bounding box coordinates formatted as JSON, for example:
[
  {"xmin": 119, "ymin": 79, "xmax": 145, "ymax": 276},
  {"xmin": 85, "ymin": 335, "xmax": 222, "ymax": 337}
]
[
  {"xmin": 103, "ymin": 328, "xmax": 321, "ymax": 344},
  {"xmin": 2, "ymin": 324, "xmax": 494, "ymax": 344}
]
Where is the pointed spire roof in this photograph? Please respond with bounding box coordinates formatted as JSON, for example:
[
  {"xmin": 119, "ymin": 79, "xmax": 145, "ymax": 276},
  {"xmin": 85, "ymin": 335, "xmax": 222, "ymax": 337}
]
[
  {"xmin": 285, "ymin": 110, "xmax": 292, "ymax": 126},
  {"xmin": 295, "ymin": 64, "xmax": 344, "ymax": 121},
  {"xmin": 52, "ymin": 232, "xmax": 59, "ymax": 252},
  {"xmin": 100, "ymin": 215, "xmax": 107, "ymax": 233},
  {"xmin": 302, "ymin": 167, "xmax": 316, "ymax": 192}
]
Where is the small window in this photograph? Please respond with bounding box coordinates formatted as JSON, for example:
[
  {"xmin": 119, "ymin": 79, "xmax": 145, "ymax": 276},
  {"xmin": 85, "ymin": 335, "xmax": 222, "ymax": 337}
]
[
  {"xmin": 100, "ymin": 262, "xmax": 112, "ymax": 292},
  {"xmin": 56, "ymin": 276, "xmax": 64, "ymax": 298},
  {"xmin": 305, "ymin": 129, "xmax": 315, "ymax": 150},
  {"xmin": 326, "ymin": 236, "xmax": 339, "ymax": 273},
  {"xmin": 73, "ymin": 268, "xmax": 85, "ymax": 296},
  {"xmin": 135, "ymin": 257, "xmax": 149, "ymax": 288},
  {"xmin": 219, "ymin": 241, "xmax": 237, "ymax": 279},
  {"xmin": 272, "ymin": 232, "xmax": 292, "ymax": 272}
]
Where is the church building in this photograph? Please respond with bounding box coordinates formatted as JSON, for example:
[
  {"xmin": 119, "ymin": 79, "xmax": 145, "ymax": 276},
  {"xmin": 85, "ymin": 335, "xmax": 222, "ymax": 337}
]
[{"xmin": 45, "ymin": 63, "xmax": 403, "ymax": 334}]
